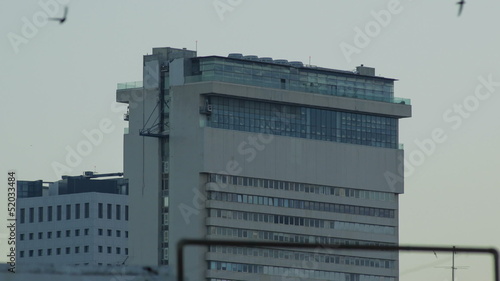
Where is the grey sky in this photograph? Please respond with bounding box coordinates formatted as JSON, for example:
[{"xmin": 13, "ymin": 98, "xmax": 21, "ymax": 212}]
[{"xmin": 1, "ymin": 0, "xmax": 499, "ymax": 279}]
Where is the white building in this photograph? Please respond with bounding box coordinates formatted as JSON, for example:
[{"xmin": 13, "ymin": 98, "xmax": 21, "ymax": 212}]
[
  {"xmin": 117, "ymin": 47, "xmax": 412, "ymax": 280},
  {"xmin": 16, "ymin": 173, "xmax": 129, "ymax": 267}
]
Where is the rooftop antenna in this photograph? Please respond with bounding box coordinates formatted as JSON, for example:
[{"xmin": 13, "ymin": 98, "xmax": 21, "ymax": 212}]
[
  {"xmin": 196, "ymin": 40, "xmax": 198, "ymax": 53},
  {"xmin": 435, "ymin": 246, "xmax": 469, "ymax": 280},
  {"xmin": 308, "ymin": 56, "xmax": 311, "ymax": 66}
]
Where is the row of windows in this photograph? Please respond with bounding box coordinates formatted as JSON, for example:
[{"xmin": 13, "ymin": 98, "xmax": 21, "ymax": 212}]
[
  {"xmin": 97, "ymin": 246, "xmax": 128, "ymax": 255},
  {"xmin": 208, "ymin": 261, "xmax": 395, "ymax": 281},
  {"xmin": 208, "ymin": 226, "xmax": 394, "ymax": 247},
  {"xmin": 96, "ymin": 203, "xmax": 128, "ymax": 220},
  {"xmin": 200, "ymin": 71, "xmax": 394, "ymax": 105},
  {"xmin": 197, "ymin": 58, "xmax": 395, "ymax": 102},
  {"xmin": 20, "ymin": 246, "xmax": 90, "ymax": 257},
  {"xmin": 19, "ymin": 228, "xmax": 90, "ymax": 240},
  {"xmin": 20, "ymin": 204, "xmax": 89, "ymax": 223},
  {"xmin": 97, "ymin": 228, "xmax": 128, "ymax": 238},
  {"xmin": 210, "ymin": 246, "xmax": 395, "ymax": 269},
  {"xmin": 19, "ymin": 246, "xmax": 128, "ymax": 258},
  {"xmin": 19, "ymin": 228, "xmax": 128, "ymax": 240},
  {"xmin": 208, "ymin": 173, "xmax": 396, "ymax": 202},
  {"xmin": 208, "ymin": 191, "xmax": 395, "ymax": 219},
  {"xmin": 209, "ymin": 209, "xmax": 395, "ymax": 235},
  {"xmin": 19, "ymin": 203, "xmax": 129, "ymax": 223},
  {"xmin": 206, "ymin": 96, "xmax": 398, "ymax": 148}
]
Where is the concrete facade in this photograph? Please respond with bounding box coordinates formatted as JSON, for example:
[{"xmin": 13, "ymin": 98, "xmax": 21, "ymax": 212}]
[{"xmin": 117, "ymin": 47, "xmax": 411, "ymax": 281}]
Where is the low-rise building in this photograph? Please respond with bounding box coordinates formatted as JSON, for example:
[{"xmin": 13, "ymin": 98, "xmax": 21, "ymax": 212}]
[{"xmin": 16, "ymin": 172, "xmax": 129, "ymax": 266}]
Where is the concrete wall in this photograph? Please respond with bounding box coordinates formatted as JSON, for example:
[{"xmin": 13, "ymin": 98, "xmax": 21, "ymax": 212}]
[
  {"xmin": 202, "ymin": 128, "xmax": 403, "ymax": 194},
  {"xmin": 168, "ymin": 81, "xmax": 207, "ymax": 281},
  {"xmin": 119, "ymin": 87, "xmax": 162, "ymax": 266}
]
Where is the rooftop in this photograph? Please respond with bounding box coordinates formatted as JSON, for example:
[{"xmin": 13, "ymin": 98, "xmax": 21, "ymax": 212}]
[{"xmin": 117, "ymin": 49, "xmax": 411, "ymax": 105}]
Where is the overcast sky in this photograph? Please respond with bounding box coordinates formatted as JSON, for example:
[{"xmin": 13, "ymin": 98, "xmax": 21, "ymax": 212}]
[{"xmin": 1, "ymin": 1, "xmax": 499, "ymax": 279}]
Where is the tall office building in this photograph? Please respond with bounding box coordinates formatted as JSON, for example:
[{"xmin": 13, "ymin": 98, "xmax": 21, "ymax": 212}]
[
  {"xmin": 117, "ymin": 47, "xmax": 411, "ymax": 280},
  {"xmin": 16, "ymin": 173, "xmax": 129, "ymax": 266}
]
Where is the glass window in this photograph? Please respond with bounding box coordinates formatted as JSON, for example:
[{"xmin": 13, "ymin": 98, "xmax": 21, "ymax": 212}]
[
  {"xmin": 66, "ymin": 204, "xmax": 71, "ymax": 220},
  {"xmin": 29, "ymin": 208, "xmax": 34, "ymax": 223},
  {"xmin": 107, "ymin": 204, "xmax": 112, "ymax": 219},
  {"xmin": 116, "ymin": 205, "xmax": 121, "ymax": 220},
  {"xmin": 47, "ymin": 206, "xmax": 53, "ymax": 221},
  {"xmin": 20, "ymin": 208, "xmax": 25, "ymax": 223},
  {"xmin": 98, "ymin": 203, "xmax": 103, "ymax": 218},
  {"xmin": 75, "ymin": 204, "xmax": 80, "ymax": 219},
  {"xmin": 84, "ymin": 203, "xmax": 90, "ymax": 218},
  {"xmin": 57, "ymin": 205, "xmax": 62, "ymax": 220},
  {"xmin": 38, "ymin": 207, "xmax": 43, "ymax": 222}
]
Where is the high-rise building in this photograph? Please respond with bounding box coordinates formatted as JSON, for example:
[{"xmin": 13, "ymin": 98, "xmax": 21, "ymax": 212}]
[
  {"xmin": 117, "ymin": 47, "xmax": 411, "ymax": 280},
  {"xmin": 16, "ymin": 172, "xmax": 129, "ymax": 266}
]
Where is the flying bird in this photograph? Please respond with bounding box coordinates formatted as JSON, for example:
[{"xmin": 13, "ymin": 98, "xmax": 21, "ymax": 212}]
[
  {"xmin": 457, "ymin": 0, "xmax": 465, "ymax": 16},
  {"xmin": 49, "ymin": 6, "xmax": 68, "ymax": 24}
]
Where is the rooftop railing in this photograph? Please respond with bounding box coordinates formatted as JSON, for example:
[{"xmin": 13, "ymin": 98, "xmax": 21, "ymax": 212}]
[{"xmin": 117, "ymin": 81, "xmax": 143, "ymax": 90}]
